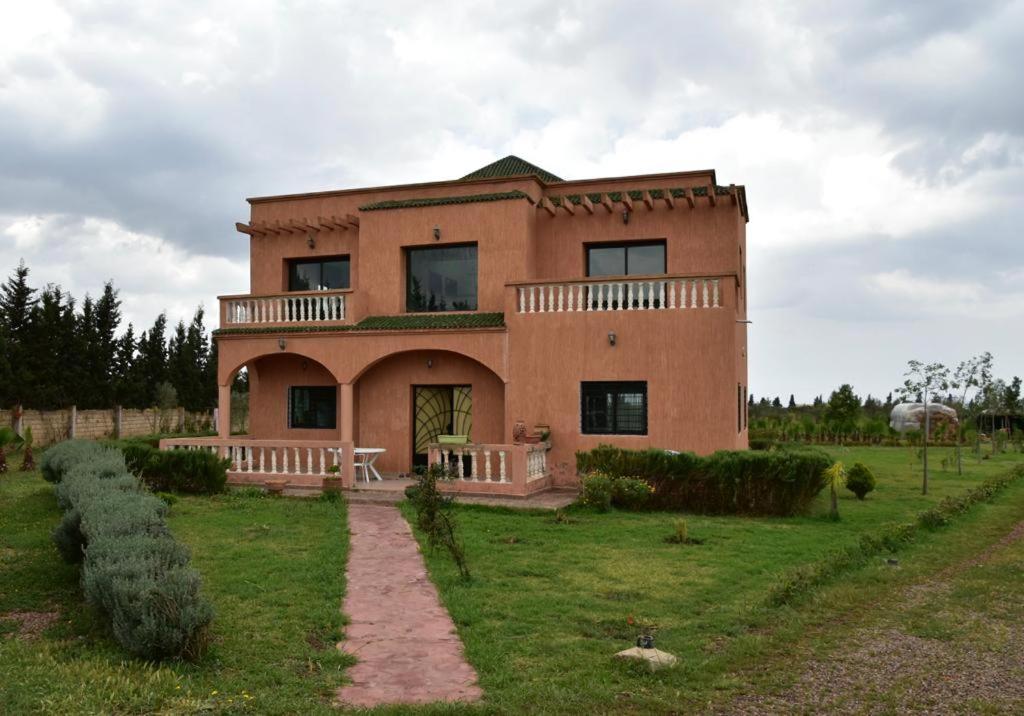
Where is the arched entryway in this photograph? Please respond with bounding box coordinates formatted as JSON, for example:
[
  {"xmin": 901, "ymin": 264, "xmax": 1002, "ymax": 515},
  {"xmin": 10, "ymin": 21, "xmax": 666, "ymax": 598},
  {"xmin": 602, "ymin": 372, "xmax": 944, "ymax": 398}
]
[
  {"xmin": 237, "ymin": 352, "xmax": 341, "ymax": 441},
  {"xmin": 352, "ymin": 349, "xmax": 505, "ymax": 475}
]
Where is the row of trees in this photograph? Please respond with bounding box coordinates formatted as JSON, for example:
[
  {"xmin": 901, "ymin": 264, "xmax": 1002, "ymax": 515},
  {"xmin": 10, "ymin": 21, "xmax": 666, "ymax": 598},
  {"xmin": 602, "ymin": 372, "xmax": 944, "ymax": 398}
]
[
  {"xmin": 749, "ymin": 352, "xmax": 1022, "ymax": 447},
  {"xmin": 0, "ymin": 261, "xmax": 217, "ymax": 411}
]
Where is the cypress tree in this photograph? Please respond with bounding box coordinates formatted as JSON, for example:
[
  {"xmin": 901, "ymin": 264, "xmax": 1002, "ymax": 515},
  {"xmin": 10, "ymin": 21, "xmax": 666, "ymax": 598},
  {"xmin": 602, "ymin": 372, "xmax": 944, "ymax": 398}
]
[
  {"xmin": 136, "ymin": 313, "xmax": 168, "ymax": 407},
  {"xmin": 0, "ymin": 261, "xmax": 37, "ymax": 405}
]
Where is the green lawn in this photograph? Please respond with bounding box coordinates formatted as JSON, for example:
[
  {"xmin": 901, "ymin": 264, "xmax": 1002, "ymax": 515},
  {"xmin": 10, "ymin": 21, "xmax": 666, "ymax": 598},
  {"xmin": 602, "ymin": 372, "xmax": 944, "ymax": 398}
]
[
  {"xmin": 1, "ymin": 446, "xmax": 1023, "ymax": 714},
  {"xmin": 408, "ymin": 446, "xmax": 1024, "ymax": 713},
  {"xmin": 0, "ymin": 475, "xmax": 351, "ymax": 715}
]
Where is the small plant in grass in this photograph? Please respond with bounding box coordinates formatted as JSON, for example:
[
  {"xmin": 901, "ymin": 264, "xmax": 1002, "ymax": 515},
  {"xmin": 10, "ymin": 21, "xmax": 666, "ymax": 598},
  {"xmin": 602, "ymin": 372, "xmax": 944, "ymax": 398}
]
[
  {"xmin": 664, "ymin": 518, "xmax": 704, "ymax": 545},
  {"xmin": 579, "ymin": 472, "xmax": 614, "ymax": 511},
  {"xmin": 409, "ymin": 463, "xmax": 470, "ymax": 579},
  {"xmin": 19, "ymin": 427, "xmax": 35, "ymax": 471},
  {"xmin": 0, "ymin": 426, "xmax": 19, "ymax": 473},
  {"xmin": 845, "ymin": 461, "xmax": 876, "ymax": 500},
  {"xmin": 824, "ymin": 461, "xmax": 847, "ymax": 520}
]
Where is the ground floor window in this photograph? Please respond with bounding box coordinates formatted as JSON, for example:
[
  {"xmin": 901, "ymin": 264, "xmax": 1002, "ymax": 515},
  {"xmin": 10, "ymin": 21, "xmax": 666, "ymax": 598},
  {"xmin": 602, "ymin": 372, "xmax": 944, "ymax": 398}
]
[
  {"xmin": 581, "ymin": 381, "xmax": 648, "ymax": 435},
  {"xmin": 288, "ymin": 386, "xmax": 337, "ymax": 429}
]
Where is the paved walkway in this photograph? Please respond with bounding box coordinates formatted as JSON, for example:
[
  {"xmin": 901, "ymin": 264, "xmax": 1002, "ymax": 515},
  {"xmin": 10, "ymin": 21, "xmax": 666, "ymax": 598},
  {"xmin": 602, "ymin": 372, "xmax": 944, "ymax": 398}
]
[{"xmin": 336, "ymin": 503, "xmax": 483, "ymax": 707}]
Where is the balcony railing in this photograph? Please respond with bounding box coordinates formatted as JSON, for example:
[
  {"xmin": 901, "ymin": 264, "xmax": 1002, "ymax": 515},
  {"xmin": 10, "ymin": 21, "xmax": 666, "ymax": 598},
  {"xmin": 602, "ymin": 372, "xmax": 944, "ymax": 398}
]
[
  {"xmin": 513, "ymin": 275, "xmax": 723, "ymax": 314},
  {"xmin": 220, "ymin": 290, "xmax": 349, "ymax": 327}
]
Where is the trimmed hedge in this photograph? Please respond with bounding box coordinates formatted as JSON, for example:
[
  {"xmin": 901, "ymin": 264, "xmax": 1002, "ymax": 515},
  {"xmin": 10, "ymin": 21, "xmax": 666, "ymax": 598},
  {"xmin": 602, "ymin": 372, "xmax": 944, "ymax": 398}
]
[
  {"xmin": 576, "ymin": 445, "xmax": 832, "ymax": 516},
  {"xmin": 46, "ymin": 440, "xmax": 213, "ymax": 660},
  {"xmin": 103, "ymin": 440, "xmax": 228, "ymax": 495}
]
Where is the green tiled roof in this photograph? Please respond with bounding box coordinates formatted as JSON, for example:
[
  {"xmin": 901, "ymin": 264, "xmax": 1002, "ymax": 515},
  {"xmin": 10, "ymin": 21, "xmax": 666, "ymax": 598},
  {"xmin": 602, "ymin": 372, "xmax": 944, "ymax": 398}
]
[
  {"xmin": 359, "ymin": 191, "xmax": 531, "ymax": 212},
  {"xmin": 213, "ymin": 312, "xmax": 506, "ymax": 336},
  {"xmin": 460, "ymin": 155, "xmax": 564, "ymax": 183}
]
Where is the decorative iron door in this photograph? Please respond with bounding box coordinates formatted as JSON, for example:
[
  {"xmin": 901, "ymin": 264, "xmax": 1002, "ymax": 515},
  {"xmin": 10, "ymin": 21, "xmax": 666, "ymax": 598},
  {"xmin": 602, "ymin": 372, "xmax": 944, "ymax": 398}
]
[{"xmin": 413, "ymin": 385, "xmax": 472, "ymax": 467}]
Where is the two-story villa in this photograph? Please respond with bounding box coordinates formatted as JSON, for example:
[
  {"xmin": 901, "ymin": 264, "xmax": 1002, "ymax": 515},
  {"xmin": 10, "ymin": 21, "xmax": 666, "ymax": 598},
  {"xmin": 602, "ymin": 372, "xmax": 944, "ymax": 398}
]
[{"xmin": 165, "ymin": 156, "xmax": 750, "ymax": 497}]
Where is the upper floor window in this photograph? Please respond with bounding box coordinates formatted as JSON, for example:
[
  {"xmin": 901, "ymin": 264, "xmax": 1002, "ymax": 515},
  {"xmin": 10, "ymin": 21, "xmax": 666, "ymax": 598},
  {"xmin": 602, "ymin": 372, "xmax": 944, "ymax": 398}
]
[
  {"xmin": 587, "ymin": 241, "xmax": 666, "ymax": 277},
  {"xmin": 406, "ymin": 244, "xmax": 478, "ymax": 312},
  {"xmin": 288, "ymin": 257, "xmax": 350, "ymax": 292}
]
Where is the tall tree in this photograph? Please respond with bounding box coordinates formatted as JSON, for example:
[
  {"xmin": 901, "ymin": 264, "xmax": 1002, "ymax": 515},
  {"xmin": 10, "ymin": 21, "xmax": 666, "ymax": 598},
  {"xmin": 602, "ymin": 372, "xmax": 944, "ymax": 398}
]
[
  {"xmin": 113, "ymin": 323, "xmax": 142, "ymax": 407},
  {"xmin": 0, "ymin": 261, "xmax": 37, "ymax": 405},
  {"xmin": 24, "ymin": 286, "xmax": 77, "ymax": 408},
  {"xmin": 825, "ymin": 384, "xmax": 861, "ymax": 441},
  {"xmin": 901, "ymin": 360, "xmax": 950, "ymax": 494},
  {"xmin": 951, "ymin": 352, "xmax": 992, "ymax": 473},
  {"xmin": 136, "ymin": 313, "xmax": 168, "ymax": 406},
  {"xmin": 788, "ymin": 394, "xmax": 797, "ymax": 409},
  {"xmin": 91, "ymin": 281, "xmax": 122, "ymax": 407}
]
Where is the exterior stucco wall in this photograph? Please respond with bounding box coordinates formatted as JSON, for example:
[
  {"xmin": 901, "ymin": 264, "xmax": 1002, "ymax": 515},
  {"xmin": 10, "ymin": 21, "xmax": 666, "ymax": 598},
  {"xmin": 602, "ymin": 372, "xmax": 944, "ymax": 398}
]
[{"xmin": 248, "ymin": 353, "xmax": 340, "ymax": 441}]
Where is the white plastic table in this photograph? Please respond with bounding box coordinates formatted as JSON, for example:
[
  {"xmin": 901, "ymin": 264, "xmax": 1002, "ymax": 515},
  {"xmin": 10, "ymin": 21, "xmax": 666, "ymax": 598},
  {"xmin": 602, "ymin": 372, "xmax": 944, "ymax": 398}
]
[{"xmin": 354, "ymin": 447, "xmax": 386, "ymax": 482}]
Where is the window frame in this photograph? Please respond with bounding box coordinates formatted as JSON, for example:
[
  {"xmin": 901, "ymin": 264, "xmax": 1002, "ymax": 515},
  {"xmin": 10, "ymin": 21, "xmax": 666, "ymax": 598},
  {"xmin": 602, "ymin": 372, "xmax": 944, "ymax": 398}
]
[
  {"xmin": 287, "ymin": 386, "xmax": 337, "ymax": 430},
  {"xmin": 286, "ymin": 255, "xmax": 350, "ymax": 292},
  {"xmin": 585, "ymin": 240, "xmax": 667, "ymax": 278},
  {"xmin": 405, "ymin": 242, "xmax": 479, "ymax": 313},
  {"xmin": 580, "ymin": 381, "xmax": 648, "ymax": 436}
]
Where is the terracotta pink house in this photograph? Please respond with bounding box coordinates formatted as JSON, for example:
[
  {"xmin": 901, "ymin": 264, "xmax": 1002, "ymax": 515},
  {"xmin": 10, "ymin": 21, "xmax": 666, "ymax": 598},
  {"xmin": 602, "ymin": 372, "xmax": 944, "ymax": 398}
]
[{"xmin": 163, "ymin": 157, "xmax": 750, "ymax": 496}]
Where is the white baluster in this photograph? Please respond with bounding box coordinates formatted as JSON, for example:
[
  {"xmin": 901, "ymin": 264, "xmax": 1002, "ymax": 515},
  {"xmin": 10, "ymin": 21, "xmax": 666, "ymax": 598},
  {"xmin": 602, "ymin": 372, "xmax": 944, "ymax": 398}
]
[
  {"xmin": 557, "ymin": 285, "xmax": 564, "ymax": 311},
  {"xmin": 668, "ymin": 281, "xmax": 676, "ymax": 308},
  {"xmin": 306, "ymin": 448, "xmax": 312, "ymax": 474},
  {"xmin": 658, "ymin": 282, "xmax": 665, "ymax": 308},
  {"xmin": 293, "ymin": 447, "xmax": 300, "ymax": 472},
  {"xmin": 528, "ymin": 286, "xmax": 536, "ymax": 313},
  {"xmin": 340, "ymin": 295, "xmax": 346, "ymax": 321},
  {"xmin": 484, "ymin": 449, "xmax": 492, "ymax": 481},
  {"xmin": 690, "ymin": 280, "xmax": 698, "ymax": 308},
  {"xmin": 455, "ymin": 450, "xmax": 464, "ymax": 479},
  {"xmin": 702, "ymin": 280, "xmax": 709, "ymax": 308},
  {"xmin": 258, "ymin": 447, "xmax": 265, "ymax": 473},
  {"xmin": 283, "ymin": 447, "xmax": 289, "ymax": 473},
  {"xmin": 712, "ymin": 279, "xmax": 720, "ymax": 307},
  {"xmin": 319, "ymin": 448, "xmax": 325, "ymax": 475},
  {"xmin": 518, "ymin": 287, "xmax": 526, "ymax": 313},
  {"xmin": 271, "ymin": 449, "xmax": 277, "ymax": 474},
  {"xmin": 470, "ymin": 450, "xmax": 478, "ymax": 480}
]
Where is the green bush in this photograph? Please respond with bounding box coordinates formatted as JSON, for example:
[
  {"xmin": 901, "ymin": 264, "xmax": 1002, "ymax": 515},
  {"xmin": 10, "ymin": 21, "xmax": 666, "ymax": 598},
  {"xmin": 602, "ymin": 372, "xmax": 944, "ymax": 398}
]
[
  {"xmin": 41, "ymin": 440, "xmax": 106, "ymax": 483},
  {"xmin": 144, "ymin": 449, "xmax": 228, "ymax": 494},
  {"xmin": 576, "ymin": 445, "xmax": 832, "ymax": 516},
  {"xmin": 845, "ymin": 462, "xmax": 877, "ymax": 500},
  {"xmin": 47, "ymin": 440, "xmax": 213, "ymax": 660},
  {"xmin": 611, "ymin": 477, "xmax": 654, "ymax": 510},
  {"xmin": 579, "ymin": 472, "xmax": 614, "ymax": 511}
]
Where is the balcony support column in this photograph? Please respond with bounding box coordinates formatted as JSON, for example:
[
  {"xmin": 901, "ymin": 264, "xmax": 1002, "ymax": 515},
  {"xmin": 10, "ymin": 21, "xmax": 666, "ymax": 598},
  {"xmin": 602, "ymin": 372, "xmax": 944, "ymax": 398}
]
[
  {"xmin": 218, "ymin": 384, "xmax": 232, "ymax": 439},
  {"xmin": 340, "ymin": 383, "xmax": 354, "ymax": 443}
]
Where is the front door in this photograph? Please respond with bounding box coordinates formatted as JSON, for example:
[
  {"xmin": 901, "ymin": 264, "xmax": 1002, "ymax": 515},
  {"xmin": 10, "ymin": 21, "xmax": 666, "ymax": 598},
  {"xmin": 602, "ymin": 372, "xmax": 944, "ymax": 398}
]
[{"xmin": 412, "ymin": 385, "xmax": 472, "ymax": 468}]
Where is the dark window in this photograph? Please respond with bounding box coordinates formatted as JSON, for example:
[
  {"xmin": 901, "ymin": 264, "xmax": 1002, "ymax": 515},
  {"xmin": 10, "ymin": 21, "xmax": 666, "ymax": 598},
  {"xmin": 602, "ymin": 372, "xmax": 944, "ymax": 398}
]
[
  {"xmin": 586, "ymin": 241, "xmax": 666, "ymax": 277},
  {"xmin": 288, "ymin": 386, "xmax": 337, "ymax": 429},
  {"xmin": 581, "ymin": 382, "xmax": 647, "ymax": 435},
  {"xmin": 288, "ymin": 257, "xmax": 350, "ymax": 291},
  {"xmin": 406, "ymin": 244, "xmax": 478, "ymax": 312},
  {"xmin": 586, "ymin": 242, "xmax": 667, "ymax": 309}
]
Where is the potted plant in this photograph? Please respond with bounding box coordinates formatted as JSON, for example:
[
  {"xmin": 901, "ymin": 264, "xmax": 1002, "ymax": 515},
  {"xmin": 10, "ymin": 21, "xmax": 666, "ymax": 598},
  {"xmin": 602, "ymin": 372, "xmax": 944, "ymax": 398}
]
[{"xmin": 322, "ymin": 464, "xmax": 342, "ymax": 492}]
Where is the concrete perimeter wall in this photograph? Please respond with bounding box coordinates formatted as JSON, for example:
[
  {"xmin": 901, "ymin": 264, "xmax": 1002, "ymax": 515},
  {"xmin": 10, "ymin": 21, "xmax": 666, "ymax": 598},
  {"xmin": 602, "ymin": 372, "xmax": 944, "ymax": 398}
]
[{"xmin": 1, "ymin": 406, "xmax": 214, "ymax": 446}]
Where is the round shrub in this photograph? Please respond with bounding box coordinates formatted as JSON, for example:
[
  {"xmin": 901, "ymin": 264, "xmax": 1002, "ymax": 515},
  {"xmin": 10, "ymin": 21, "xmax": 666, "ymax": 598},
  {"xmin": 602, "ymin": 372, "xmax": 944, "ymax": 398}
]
[
  {"xmin": 611, "ymin": 477, "xmax": 654, "ymax": 510},
  {"xmin": 845, "ymin": 462, "xmax": 877, "ymax": 500},
  {"xmin": 580, "ymin": 472, "xmax": 614, "ymax": 511},
  {"xmin": 41, "ymin": 440, "xmax": 107, "ymax": 483}
]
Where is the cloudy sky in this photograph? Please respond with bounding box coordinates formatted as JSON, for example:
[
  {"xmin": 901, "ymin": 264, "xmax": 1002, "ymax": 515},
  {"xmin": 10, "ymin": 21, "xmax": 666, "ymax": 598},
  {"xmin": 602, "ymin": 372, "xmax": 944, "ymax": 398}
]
[{"xmin": 2, "ymin": 0, "xmax": 1021, "ymax": 401}]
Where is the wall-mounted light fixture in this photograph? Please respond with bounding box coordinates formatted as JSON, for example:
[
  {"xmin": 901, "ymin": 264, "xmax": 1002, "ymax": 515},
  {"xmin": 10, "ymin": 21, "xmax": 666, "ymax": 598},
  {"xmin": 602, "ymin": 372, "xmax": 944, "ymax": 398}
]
[
  {"xmin": 608, "ymin": 331, "xmax": 617, "ymax": 346},
  {"xmin": 278, "ymin": 338, "xmax": 286, "ymax": 350},
  {"xmin": 433, "ymin": 225, "xmax": 441, "ymax": 240},
  {"xmin": 622, "ymin": 209, "xmax": 630, "ymax": 225},
  {"xmin": 307, "ymin": 233, "xmax": 316, "ymax": 249},
  {"xmin": 427, "ymin": 358, "xmax": 433, "ymax": 368}
]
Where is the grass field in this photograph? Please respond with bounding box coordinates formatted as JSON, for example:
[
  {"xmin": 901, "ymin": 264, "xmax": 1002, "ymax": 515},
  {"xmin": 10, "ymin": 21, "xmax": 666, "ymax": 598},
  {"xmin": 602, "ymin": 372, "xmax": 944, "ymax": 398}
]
[
  {"xmin": 408, "ymin": 446, "xmax": 1024, "ymax": 713},
  {"xmin": 2, "ymin": 445, "xmax": 1023, "ymax": 714},
  {"xmin": 0, "ymin": 479, "xmax": 351, "ymax": 715}
]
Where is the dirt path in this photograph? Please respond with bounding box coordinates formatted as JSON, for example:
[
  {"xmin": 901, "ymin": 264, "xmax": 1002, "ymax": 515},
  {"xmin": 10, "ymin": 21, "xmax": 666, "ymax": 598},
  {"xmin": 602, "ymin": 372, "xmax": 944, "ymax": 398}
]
[
  {"xmin": 724, "ymin": 521, "xmax": 1024, "ymax": 715},
  {"xmin": 335, "ymin": 503, "xmax": 482, "ymax": 708}
]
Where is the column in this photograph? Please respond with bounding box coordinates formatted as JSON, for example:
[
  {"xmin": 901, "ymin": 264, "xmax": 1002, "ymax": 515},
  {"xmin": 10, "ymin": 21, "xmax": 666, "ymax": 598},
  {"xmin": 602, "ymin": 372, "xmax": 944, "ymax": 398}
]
[
  {"xmin": 218, "ymin": 384, "xmax": 232, "ymax": 438},
  {"xmin": 340, "ymin": 383, "xmax": 354, "ymax": 443}
]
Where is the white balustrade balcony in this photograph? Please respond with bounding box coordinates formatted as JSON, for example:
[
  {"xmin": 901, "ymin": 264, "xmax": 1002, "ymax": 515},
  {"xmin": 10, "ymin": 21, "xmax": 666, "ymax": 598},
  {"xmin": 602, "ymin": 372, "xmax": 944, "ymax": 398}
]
[
  {"xmin": 513, "ymin": 274, "xmax": 723, "ymax": 314},
  {"xmin": 427, "ymin": 442, "xmax": 550, "ymax": 490},
  {"xmin": 219, "ymin": 290, "xmax": 349, "ymax": 328}
]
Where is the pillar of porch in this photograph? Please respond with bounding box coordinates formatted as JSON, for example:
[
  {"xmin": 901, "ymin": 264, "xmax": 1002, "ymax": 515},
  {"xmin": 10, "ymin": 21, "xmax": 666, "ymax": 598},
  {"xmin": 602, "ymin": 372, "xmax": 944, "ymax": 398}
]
[
  {"xmin": 218, "ymin": 384, "xmax": 231, "ymax": 438},
  {"xmin": 340, "ymin": 383, "xmax": 354, "ymax": 442},
  {"xmin": 339, "ymin": 383, "xmax": 355, "ymax": 487}
]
